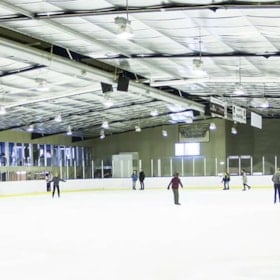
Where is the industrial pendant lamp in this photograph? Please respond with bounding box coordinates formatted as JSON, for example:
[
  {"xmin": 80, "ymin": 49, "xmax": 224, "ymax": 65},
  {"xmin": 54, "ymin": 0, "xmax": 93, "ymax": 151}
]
[
  {"xmin": 209, "ymin": 122, "xmax": 216, "ymax": 130},
  {"xmin": 233, "ymin": 59, "xmax": 245, "ymax": 95},
  {"xmin": 115, "ymin": 0, "xmax": 134, "ymax": 40},
  {"xmin": 260, "ymin": 84, "xmax": 269, "ymax": 108},
  {"xmin": 191, "ymin": 32, "xmax": 208, "ymax": 78}
]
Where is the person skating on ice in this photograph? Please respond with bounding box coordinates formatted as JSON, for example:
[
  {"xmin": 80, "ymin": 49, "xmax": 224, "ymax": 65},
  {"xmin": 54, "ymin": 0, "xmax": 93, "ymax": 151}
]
[
  {"xmin": 167, "ymin": 172, "xmax": 183, "ymax": 205},
  {"xmin": 131, "ymin": 170, "xmax": 138, "ymax": 190},
  {"xmin": 221, "ymin": 172, "xmax": 230, "ymax": 190},
  {"xmin": 45, "ymin": 172, "xmax": 52, "ymax": 192},
  {"xmin": 139, "ymin": 170, "xmax": 145, "ymax": 190},
  {"xmin": 50, "ymin": 172, "xmax": 65, "ymax": 198},
  {"xmin": 241, "ymin": 169, "xmax": 251, "ymax": 191},
  {"xmin": 272, "ymin": 168, "xmax": 280, "ymax": 203}
]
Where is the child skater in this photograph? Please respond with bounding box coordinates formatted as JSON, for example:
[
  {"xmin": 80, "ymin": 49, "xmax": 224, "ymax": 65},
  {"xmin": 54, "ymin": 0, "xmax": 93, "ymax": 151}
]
[
  {"xmin": 51, "ymin": 172, "xmax": 65, "ymax": 198},
  {"xmin": 167, "ymin": 172, "xmax": 183, "ymax": 205}
]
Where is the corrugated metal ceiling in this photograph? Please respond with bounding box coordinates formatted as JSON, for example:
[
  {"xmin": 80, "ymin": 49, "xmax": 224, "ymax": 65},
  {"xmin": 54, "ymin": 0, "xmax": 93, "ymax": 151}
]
[{"xmin": 0, "ymin": 1, "xmax": 280, "ymax": 140}]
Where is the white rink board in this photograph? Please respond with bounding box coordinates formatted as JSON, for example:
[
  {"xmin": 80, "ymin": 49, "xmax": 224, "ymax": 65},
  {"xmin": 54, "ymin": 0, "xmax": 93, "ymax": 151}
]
[{"xmin": 0, "ymin": 175, "xmax": 273, "ymax": 196}]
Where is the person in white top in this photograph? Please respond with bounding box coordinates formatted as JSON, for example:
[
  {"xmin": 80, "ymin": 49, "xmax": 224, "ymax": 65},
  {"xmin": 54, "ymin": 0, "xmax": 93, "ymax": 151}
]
[{"xmin": 241, "ymin": 169, "xmax": 251, "ymax": 191}]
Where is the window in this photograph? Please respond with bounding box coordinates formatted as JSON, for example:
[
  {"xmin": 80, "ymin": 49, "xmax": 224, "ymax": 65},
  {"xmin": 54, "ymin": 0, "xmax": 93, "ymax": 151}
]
[{"xmin": 175, "ymin": 143, "xmax": 200, "ymax": 156}]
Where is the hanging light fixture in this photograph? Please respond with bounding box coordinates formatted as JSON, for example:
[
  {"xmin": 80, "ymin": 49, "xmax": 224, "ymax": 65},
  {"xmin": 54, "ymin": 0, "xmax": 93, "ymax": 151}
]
[
  {"xmin": 231, "ymin": 124, "xmax": 238, "ymax": 135},
  {"xmin": 209, "ymin": 122, "xmax": 216, "ymax": 130},
  {"xmin": 162, "ymin": 129, "xmax": 168, "ymax": 137},
  {"xmin": 100, "ymin": 129, "xmax": 105, "ymax": 139},
  {"xmin": 103, "ymin": 97, "xmax": 114, "ymax": 108},
  {"xmin": 233, "ymin": 59, "xmax": 245, "ymax": 95},
  {"xmin": 0, "ymin": 105, "xmax": 6, "ymax": 115},
  {"xmin": 260, "ymin": 98, "xmax": 269, "ymax": 108},
  {"xmin": 54, "ymin": 113, "xmax": 62, "ymax": 122},
  {"xmin": 150, "ymin": 109, "xmax": 158, "ymax": 117},
  {"xmin": 66, "ymin": 125, "xmax": 72, "ymax": 136},
  {"xmin": 36, "ymin": 78, "xmax": 50, "ymax": 92},
  {"xmin": 192, "ymin": 58, "xmax": 208, "ymax": 78},
  {"xmin": 191, "ymin": 34, "xmax": 208, "ymax": 78},
  {"xmin": 260, "ymin": 84, "xmax": 269, "ymax": 108},
  {"xmin": 27, "ymin": 124, "xmax": 34, "ymax": 132},
  {"xmin": 233, "ymin": 83, "xmax": 245, "ymax": 95},
  {"xmin": 101, "ymin": 120, "xmax": 109, "ymax": 129},
  {"xmin": 115, "ymin": 1, "xmax": 134, "ymax": 40}
]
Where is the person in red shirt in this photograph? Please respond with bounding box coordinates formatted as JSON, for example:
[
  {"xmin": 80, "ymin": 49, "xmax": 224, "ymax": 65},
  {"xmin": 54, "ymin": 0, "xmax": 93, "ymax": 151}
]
[{"xmin": 167, "ymin": 172, "xmax": 183, "ymax": 205}]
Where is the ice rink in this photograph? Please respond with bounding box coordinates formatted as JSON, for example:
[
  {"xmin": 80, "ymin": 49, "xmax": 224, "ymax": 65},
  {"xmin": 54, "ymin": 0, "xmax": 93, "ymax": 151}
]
[{"xmin": 0, "ymin": 187, "xmax": 279, "ymax": 280}]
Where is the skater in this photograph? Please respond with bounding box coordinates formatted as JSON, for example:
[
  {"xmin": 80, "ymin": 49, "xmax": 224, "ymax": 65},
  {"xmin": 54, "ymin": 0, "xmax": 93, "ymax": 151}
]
[
  {"xmin": 139, "ymin": 170, "xmax": 145, "ymax": 190},
  {"xmin": 221, "ymin": 172, "xmax": 230, "ymax": 190},
  {"xmin": 131, "ymin": 170, "xmax": 138, "ymax": 190},
  {"xmin": 167, "ymin": 172, "xmax": 183, "ymax": 205},
  {"xmin": 272, "ymin": 168, "xmax": 280, "ymax": 203},
  {"xmin": 50, "ymin": 172, "xmax": 65, "ymax": 198},
  {"xmin": 241, "ymin": 169, "xmax": 251, "ymax": 191},
  {"xmin": 45, "ymin": 172, "xmax": 52, "ymax": 192}
]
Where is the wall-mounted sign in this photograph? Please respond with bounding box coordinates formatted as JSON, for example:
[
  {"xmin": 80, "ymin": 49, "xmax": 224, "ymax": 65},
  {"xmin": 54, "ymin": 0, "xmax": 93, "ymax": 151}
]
[
  {"xmin": 232, "ymin": 105, "xmax": 247, "ymax": 124},
  {"xmin": 251, "ymin": 112, "xmax": 262, "ymax": 129},
  {"xmin": 205, "ymin": 97, "xmax": 227, "ymax": 118}
]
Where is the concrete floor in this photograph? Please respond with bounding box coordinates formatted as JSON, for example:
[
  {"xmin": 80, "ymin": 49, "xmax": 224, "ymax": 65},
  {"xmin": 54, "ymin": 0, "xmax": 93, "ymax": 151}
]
[{"xmin": 0, "ymin": 187, "xmax": 279, "ymax": 280}]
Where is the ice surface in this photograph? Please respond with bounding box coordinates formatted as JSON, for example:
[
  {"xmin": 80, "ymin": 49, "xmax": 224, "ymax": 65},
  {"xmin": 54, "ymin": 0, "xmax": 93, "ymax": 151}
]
[{"xmin": 0, "ymin": 188, "xmax": 279, "ymax": 280}]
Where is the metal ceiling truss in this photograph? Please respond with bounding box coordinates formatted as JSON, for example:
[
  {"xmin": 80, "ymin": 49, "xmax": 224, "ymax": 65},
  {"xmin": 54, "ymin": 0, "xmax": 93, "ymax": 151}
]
[
  {"xmin": 1, "ymin": 1, "xmax": 280, "ymax": 22},
  {"xmin": 1, "ymin": 0, "xmax": 280, "ymax": 139}
]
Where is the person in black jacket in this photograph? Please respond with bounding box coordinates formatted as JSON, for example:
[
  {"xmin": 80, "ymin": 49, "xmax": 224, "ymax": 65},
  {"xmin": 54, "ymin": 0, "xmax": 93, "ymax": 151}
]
[
  {"xmin": 139, "ymin": 170, "xmax": 145, "ymax": 190},
  {"xmin": 50, "ymin": 173, "xmax": 65, "ymax": 198}
]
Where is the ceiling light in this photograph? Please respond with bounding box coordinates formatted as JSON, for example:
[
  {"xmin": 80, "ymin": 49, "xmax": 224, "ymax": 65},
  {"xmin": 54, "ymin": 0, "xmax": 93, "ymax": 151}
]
[
  {"xmin": 209, "ymin": 122, "xmax": 216, "ymax": 130},
  {"xmin": 102, "ymin": 120, "xmax": 109, "ymax": 129},
  {"xmin": 135, "ymin": 125, "xmax": 141, "ymax": 132},
  {"xmin": 260, "ymin": 98, "xmax": 269, "ymax": 108},
  {"xmin": 233, "ymin": 61, "xmax": 245, "ymax": 95},
  {"xmin": 27, "ymin": 124, "xmax": 34, "ymax": 132},
  {"xmin": 103, "ymin": 98, "xmax": 114, "ymax": 108},
  {"xmin": 150, "ymin": 109, "xmax": 158, "ymax": 117},
  {"xmin": 54, "ymin": 114, "xmax": 62, "ymax": 122},
  {"xmin": 115, "ymin": 16, "xmax": 134, "ymax": 40},
  {"xmin": 190, "ymin": 36, "xmax": 208, "ymax": 78},
  {"xmin": 231, "ymin": 126, "xmax": 238, "ymax": 135},
  {"xmin": 0, "ymin": 105, "xmax": 6, "ymax": 115},
  {"xmin": 192, "ymin": 59, "xmax": 208, "ymax": 78},
  {"xmin": 66, "ymin": 125, "xmax": 72, "ymax": 136},
  {"xmin": 233, "ymin": 83, "xmax": 245, "ymax": 95},
  {"xmin": 260, "ymin": 85, "xmax": 269, "ymax": 108},
  {"xmin": 36, "ymin": 79, "xmax": 49, "ymax": 92},
  {"xmin": 162, "ymin": 129, "xmax": 168, "ymax": 137},
  {"xmin": 100, "ymin": 129, "xmax": 105, "ymax": 139}
]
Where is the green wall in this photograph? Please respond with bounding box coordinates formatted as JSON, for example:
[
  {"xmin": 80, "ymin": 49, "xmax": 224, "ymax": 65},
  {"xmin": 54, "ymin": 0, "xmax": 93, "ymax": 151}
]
[
  {"xmin": 91, "ymin": 118, "xmax": 227, "ymax": 176},
  {"xmin": 225, "ymin": 119, "xmax": 280, "ymax": 173},
  {"xmin": 3, "ymin": 117, "xmax": 279, "ymax": 176},
  {"xmin": 0, "ymin": 130, "xmax": 91, "ymax": 146}
]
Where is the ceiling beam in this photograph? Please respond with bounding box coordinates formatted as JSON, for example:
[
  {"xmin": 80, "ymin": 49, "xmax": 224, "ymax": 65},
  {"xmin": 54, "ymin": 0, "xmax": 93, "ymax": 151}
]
[
  {"xmin": 1, "ymin": 2, "xmax": 280, "ymax": 22},
  {"xmin": 0, "ymin": 37, "xmax": 205, "ymax": 114},
  {"xmin": 150, "ymin": 76, "xmax": 280, "ymax": 87},
  {"xmin": 102, "ymin": 51, "xmax": 280, "ymax": 59}
]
